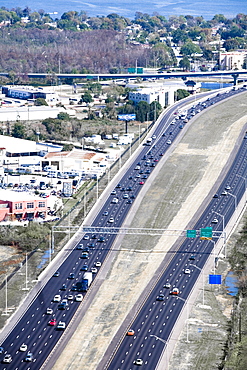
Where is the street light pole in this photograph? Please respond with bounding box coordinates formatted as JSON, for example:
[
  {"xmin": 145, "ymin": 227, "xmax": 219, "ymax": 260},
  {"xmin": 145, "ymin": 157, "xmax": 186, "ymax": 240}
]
[
  {"xmin": 212, "ymin": 210, "xmax": 226, "ymax": 257},
  {"xmin": 209, "ymin": 239, "xmax": 216, "ymax": 274},
  {"xmin": 236, "ymin": 174, "xmax": 247, "ymax": 203},
  {"xmin": 174, "ymin": 296, "xmax": 189, "ymax": 342},
  {"xmin": 190, "ymin": 264, "xmax": 204, "ymax": 305},
  {"xmin": 150, "ymin": 335, "xmax": 169, "ymax": 369},
  {"xmin": 228, "ymin": 192, "xmax": 237, "ymax": 211}
]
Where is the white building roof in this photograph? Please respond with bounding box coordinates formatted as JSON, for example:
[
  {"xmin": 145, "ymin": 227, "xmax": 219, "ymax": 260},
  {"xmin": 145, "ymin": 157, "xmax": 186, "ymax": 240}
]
[{"xmin": 0, "ymin": 189, "xmax": 41, "ymax": 202}]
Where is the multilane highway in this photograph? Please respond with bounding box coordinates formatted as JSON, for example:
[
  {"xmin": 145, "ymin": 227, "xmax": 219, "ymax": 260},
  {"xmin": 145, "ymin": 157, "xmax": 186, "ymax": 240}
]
[{"xmin": 0, "ymin": 87, "xmax": 245, "ymax": 369}]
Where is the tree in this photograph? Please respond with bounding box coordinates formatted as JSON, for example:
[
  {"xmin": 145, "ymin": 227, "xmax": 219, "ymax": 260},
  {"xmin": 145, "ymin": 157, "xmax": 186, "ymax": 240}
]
[
  {"xmin": 179, "ymin": 57, "xmax": 190, "ymax": 71},
  {"xmin": 57, "ymin": 112, "xmax": 70, "ymax": 120},
  {"xmin": 180, "ymin": 41, "xmax": 202, "ymax": 57},
  {"xmin": 35, "ymin": 98, "xmax": 48, "ymax": 106},
  {"xmin": 81, "ymin": 91, "xmax": 93, "ymax": 103},
  {"xmin": 12, "ymin": 122, "xmax": 26, "ymax": 139},
  {"xmin": 135, "ymin": 101, "xmax": 150, "ymax": 122},
  {"xmin": 176, "ymin": 89, "xmax": 190, "ymax": 101}
]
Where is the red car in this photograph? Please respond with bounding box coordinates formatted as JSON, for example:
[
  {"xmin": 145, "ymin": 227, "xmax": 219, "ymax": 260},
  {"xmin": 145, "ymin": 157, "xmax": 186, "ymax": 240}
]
[
  {"xmin": 139, "ymin": 181, "xmax": 145, "ymax": 185},
  {"xmin": 49, "ymin": 318, "xmax": 57, "ymax": 326}
]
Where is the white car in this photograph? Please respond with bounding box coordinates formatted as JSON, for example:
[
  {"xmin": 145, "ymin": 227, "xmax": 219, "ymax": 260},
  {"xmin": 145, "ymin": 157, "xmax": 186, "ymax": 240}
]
[
  {"xmin": 167, "ymin": 139, "xmax": 172, "ymax": 145},
  {"xmin": 135, "ymin": 358, "xmax": 143, "ymax": 365},
  {"xmin": 53, "ymin": 294, "xmax": 61, "ymax": 302},
  {"xmin": 108, "ymin": 217, "xmax": 114, "ymax": 223},
  {"xmin": 75, "ymin": 294, "xmax": 83, "ymax": 302},
  {"xmin": 184, "ymin": 268, "xmax": 191, "ymax": 274},
  {"xmin": 57, "ymin": 321, "xmax": 66, "ymax": 330},
  {"xmin": 46, "ymin": 308, "xmax": 53, "ymax": 315},
  {"xmin": 91, "ymin": 267, "xmax": 98, "ymax": 273},
  {"xmin": 212, "ymin": 218, "xmax": 218, "ymax": 224},
  {"xmin": 20, "ymin": 343, "xmax": 28, "ymax": 352},
  {"xmin": 164, "ymin": 282, "xmax": 171, "ymax": 289},
  {"xmin": 95, "ymin": 261, "xmax": 102, "ymax": 267},
  {"xmin": 68, "ymin": 295, "xmax": 74, "ymax": 300},
  {"xmin": 111, "ymin": 197, "xmax": 119, "ymax": 204},
  {"xmin": 3, "ymin": 354, "xmax": 12, "ymax": 363},
  {"xmin": 83, "ymin": 235, "xmax": 89, "ymax": 240}
]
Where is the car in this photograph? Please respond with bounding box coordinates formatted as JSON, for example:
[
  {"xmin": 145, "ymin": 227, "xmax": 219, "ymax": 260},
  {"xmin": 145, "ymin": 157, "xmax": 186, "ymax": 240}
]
[
  {"xmin": 0, "ymin": 346, "xmax": 4, "ymax": 354},
  {"xmin": 53, "ymin": 271, "xmax": 60, "ymax": 277},
  {"xmin": 3, "ymin": 354, "xmax": 12, "ymax": 363},
  {"xmin": 154, "ymin": 159, "xmax": 159, "ymax": 162},
  {"xmin": 134, "ymin": 358, "xmax": 143, "ymax": 365},
  {"xmin": 81, "ymin": 265, "xmax": 88, "ymax": 271},
  {"xmin": 167, "ymin": 139, "xmax": 172, "ymax": 145},
  {"xmin": 139, "ymin": 181, "xmax": 145, "ymax": 185},
  {"xmin": 111, "ymin": 190, "xmax": 117, "ymax": 195},
  {"xmin": 159, "ymin": 152, "xmax": 164, "ymax": 156},
  {"xmin": 111, "ymin": 197, "xmax": 119, "ymax": 204},
  {"xmin": 61, "ymin": 284, "xmax": 67, "ymax": 291},
  {"xmin": 170, "ymin": 288, "xmax": 179, "ymax": 295},
  {"xmin": 53, "ymin": 294, "xmax": 61, "ymax": 302},
  {"xmin": 75, "ymin": 294, "xmax": 83, "ymax": 302},
  {"xmin": 225, "ymin": 185, "xmax": 231, "ymax": 190},
  {"xmin": 46, "ymin": 308, "xmax": 53, "ymax": 315},
  {"xmin": 57, "ymin": 321, "xmax": 66, "ymax": 330},
  {"xmin": 58, "ymin": 302, "xmax": 67, "ymax": 310},
  {"xmin": 83, "ymin": 235, "xmax": 89, "ymax": 240},
  {"xmin": 157, "ymin": 293, "xmax": 165, "ymax": 301},
  {"xmin": 184, "ymin": 268, "xmax": 191, "ymax": 274},
  {"xmin": 135, "ymin": 165, "xmax": 141, "ymax": 170},
  {"xmin": 108, "ymin": 217, "xmax": 114, "ymax": 223},
  {"xmin": 127, "ymin": 199, "xmax": 133, "ymax": 204},
  {"xmin": 25, "ymin": 352, "xmax": 33, "ymax": 362},
  {"xmin": 83, "ymin": 246, "xmax": 90, "ymax": 252},
  {"xmin": 95, "ymin": 261, "xmax": 102, "ymax": 267},
  {"xmin": 69, "ymin": 273, "xmax": 75, "ymax": 279},
  {"xmin": 98, "ymin": 236, "xmax": 105, "ymax": 242},
  {"xmin": 103, "ymin": 211, "xmax": 109, "ymax": 216},
  {"xmin": 164, "ymin": 282, "xmax": 171, "ymax": 289},
  {"xmin": 81, "ymin": 252, "xmax": 89, "ymax": 259},
  {"xmin": 76, "ymin": 244, "xmax": 84, "ymax": 250},
  {"xmin": 127, "ymin": 329, "xmax": 135, "ymax": 336},
  {"xmin": 68, "ymin": 294, "xmax": 74, "ymax": 300},
  {"xmin": 189, "ymin": 255, "xmax": 196, "ymax": 260},
  {"xmin": 121, "ymin": 187, "xmax": 126, "ymax": 191},
  {"xmin": 162, "ymin": 132, "xmax": 167, "ymax": 136},
  {"xmin": 123, "ymin": 194, "xmax": 129, "ymax": 199},
  {"xmin": 213, "ymin": 193, "xmax": 219, "ymax": 198},
  {"xmin": 49, "ymin": 318, "xmax": 57, "ymax": 326},
  {"xmin": 116, "ymin": 183, "xmax": 121, "ymax": 188},
  {"xmin": 221, "ymin": 190, "xmax": 228, "ymax": 196},
  {"xmin": 135, "ymin": 174, "xmax": 141, "ymax": 178},
  {"xmin": 152, "ymin": 135, "xmax": 156, "ymax": 139},
  {"xmin": 88, "ymin": 243, "xmax": 95, "ymax": 248},
  {"xmin": 71, "ymin": 285, "xmax": 78, "ymax": 291},
  {"xmin": 91, "ymin": 267, "xmax": 98, "ymax": 273},
  {"xmin": 212, "ymin": 218, "xmax": 218, "ymax": 224},
  {"xmin": 91, "ymin": 234, "xmax": 97, "ymax": 239},
  {"xmin": 20, "ymin": 343, "xmax": 28, "ymax": 352}
]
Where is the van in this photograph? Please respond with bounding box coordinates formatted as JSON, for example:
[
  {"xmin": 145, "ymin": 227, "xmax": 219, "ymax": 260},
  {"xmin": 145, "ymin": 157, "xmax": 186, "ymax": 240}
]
[{"xmin": 16, "ymin": 167, "xmax": 27, "ymax": 174}]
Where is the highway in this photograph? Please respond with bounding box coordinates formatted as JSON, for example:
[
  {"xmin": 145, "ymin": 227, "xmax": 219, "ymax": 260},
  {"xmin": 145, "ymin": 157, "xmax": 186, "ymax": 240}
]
[{"xmin": 0, "ymin": 86, "xmax": 246, "ymax": 369}]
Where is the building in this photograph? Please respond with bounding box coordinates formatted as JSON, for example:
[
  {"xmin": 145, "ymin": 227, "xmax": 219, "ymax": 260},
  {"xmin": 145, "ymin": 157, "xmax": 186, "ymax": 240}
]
[
  {"xmin": 128, "ymin": 85, "xmax": 175, "ymax": 107},
  {"xmin": 2, "ymin": 85, "xmax": 59, "ymax": 103},
  {"xmin": 219, "ymin": 51, "xmax": 247, "ymax": 70},
  {"xmin": 0, "ymin": 190, "xmax": 48, "ymax": 222}
]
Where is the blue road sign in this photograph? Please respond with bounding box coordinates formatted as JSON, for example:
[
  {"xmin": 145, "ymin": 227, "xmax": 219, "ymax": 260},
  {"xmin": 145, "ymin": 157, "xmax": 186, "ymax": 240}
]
[{"xmin": 209, "ymin": 274, "xmax": 222, "ymax": 284}]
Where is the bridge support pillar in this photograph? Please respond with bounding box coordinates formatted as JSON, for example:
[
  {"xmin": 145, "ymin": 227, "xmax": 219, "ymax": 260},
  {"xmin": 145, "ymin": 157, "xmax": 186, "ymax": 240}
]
[{"xmin": 231, "ymin": 73, "xmax": 239, "ymax": 86}]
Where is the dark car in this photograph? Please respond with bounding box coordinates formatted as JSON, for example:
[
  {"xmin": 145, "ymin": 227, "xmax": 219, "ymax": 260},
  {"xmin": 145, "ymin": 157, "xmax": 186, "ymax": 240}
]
[
  {"xmin": 61, "ymin": 284, "xmax": 67, "ymax": 291},
  {"xmin": 53, "ymin": 271, "xmax": 60, "ymax": 277},
  {"xmin": 25, "ymin": 352, "xmax": 33, "ymax": 362},
  {"xmin": 157, "ymin": 294, "xmax": 165, "ymax": 301},
  {"xmin": 98, "ymin": 236, "xmax": 106, "ymax": 242},
  {"xmin": 69, "ymin": 273, "xmax": 75, "ymax": 279},
  {"xmin": 81, "ymin": 265, "xmax": 88, "ymax": 271}
]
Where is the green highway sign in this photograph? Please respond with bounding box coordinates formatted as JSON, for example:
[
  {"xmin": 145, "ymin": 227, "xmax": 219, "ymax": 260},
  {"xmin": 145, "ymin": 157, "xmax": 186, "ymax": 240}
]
[
  {"xmin": 200, "ymin": 227, "xmax": 213, "ymax": 240},
  {"xmin": 187, "ymin": 230, "xmax": 197, "ymax": 238}
]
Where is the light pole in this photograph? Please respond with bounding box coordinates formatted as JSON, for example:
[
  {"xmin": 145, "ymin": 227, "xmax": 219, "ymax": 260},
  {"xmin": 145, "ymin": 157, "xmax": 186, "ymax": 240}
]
[
  {"xmin": 236, "ymin": 174, "xmax": 247, "ymax": 202},
  {"xmin": 212, "ymin": 210, "xmax": 226, "ymax": 257},
  {"xmin": 150, "ymin": 335, "xmax": 169, "ymax": 369},
  {"xmin": 227, "ymin": 192, "xmax": 237, "ymax": 211},
  {"xmin": 2, "ymin": 275, "xmax": 8, "ymax": 316},
  {"xmin": 209, "ymin": 239, "xmax": 216, "ymax": 274},
  {"xmin": 190, "ymin": 264, "xmax": 204, "ymax": 305},
  {"xmin": 173, "ymin": 296, "xmax": 189, "ymax": 342}
]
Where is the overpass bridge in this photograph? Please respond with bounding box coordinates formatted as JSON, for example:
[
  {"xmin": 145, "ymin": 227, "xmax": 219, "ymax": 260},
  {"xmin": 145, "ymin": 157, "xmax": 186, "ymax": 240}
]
[{"xmin": 1, "ymin": 69, "xmax": 247, "ymax": 84}]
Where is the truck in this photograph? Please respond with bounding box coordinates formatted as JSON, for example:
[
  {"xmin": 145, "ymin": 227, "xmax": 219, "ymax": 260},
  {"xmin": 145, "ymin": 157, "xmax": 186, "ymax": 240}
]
[{"xmin": 76, "ymin": 272, "xmax": 93, "ymax": 292}]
